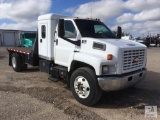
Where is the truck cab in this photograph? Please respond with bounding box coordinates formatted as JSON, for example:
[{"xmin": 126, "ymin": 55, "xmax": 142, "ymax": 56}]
[
  {"xmin": 7, "ymin": 13, "xmax": 147, "ymax": 106},
  {"xmin": 21, "ymin": 32, "xmax": 36, "ymax": 47}
]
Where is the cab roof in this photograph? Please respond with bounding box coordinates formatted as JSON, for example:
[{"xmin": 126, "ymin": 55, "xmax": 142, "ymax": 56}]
[
  {"xmin": 38, "ymin": 13, "xmax": 67, "ymax": 20},
  {"xmin": 38, "ymin": 13, "xmax": 101, "ymax": 21}
]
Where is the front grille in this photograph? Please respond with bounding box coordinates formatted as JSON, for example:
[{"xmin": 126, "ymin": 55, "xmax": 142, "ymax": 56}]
[{"xmin": 123, "ymin": 49, "xmax": 145, "ymax": 71}]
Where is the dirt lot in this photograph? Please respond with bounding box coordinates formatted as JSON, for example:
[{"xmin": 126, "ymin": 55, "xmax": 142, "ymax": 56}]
[{"xmin": 0, "ymin": 47, "xmax": 159, "ymax": 120}]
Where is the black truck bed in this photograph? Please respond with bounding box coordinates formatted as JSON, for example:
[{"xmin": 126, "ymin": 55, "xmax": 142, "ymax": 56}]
[
  {"xmin": 7, "ymin": 46, "xmax": 39, "ymax": 66},
  {"xmin": 7, "ymin": 35, "xmax": 39, "ymax": 66}
]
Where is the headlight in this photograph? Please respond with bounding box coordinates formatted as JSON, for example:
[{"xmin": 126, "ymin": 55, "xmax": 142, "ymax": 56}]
[
  {"xmin": 102, "ymin": 65, "xmax": 116, "ymax": 74},
  {"xmin": 102, "ymin": 66, "xmax": 108, "ymax": 74}
]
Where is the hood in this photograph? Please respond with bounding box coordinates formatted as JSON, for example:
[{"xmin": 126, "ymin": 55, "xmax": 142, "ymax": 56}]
[{"xmin": 83, "ymin": 37, "xmax": 146, "ymax": 49}]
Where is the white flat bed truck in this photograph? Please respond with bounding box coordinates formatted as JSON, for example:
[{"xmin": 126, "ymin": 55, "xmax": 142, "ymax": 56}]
[{"xmin": 7, "ymin": 14, "xmax": 147, "ymax": 106}]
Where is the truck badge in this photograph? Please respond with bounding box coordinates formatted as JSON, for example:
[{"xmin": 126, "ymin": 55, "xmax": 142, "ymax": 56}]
[{"xmin": 133, "ymin": 57, "xmax": 140, "ymax": 63}]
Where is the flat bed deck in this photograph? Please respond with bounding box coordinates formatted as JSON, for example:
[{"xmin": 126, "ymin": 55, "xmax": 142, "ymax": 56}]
[{"xmin": 7, "ymin": 47, "xmax": 32, "ymax": 55}]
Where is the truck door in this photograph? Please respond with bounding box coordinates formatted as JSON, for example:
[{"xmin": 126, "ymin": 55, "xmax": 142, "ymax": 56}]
[
  {"xmin": 54, "ymin": 20, "xmax": 77, "ymax": 66},
  {"xmin": 39, "ymin": 23, "xmax": 48, "ymax": 59}
]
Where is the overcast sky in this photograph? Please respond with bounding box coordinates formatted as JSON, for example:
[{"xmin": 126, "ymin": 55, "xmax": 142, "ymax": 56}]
[{"xmin": 0, "ymin": 0, "xmax": 160, "ymax": 37}]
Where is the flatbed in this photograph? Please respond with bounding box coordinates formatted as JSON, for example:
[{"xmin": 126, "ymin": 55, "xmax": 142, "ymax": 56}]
[
  {"xmin": 7, "ymin": 44, "xmax": 39, "ymax": 67},
  {"xmin": 7, "ymin": 47, "xmax": 32, "ymax": 55}
]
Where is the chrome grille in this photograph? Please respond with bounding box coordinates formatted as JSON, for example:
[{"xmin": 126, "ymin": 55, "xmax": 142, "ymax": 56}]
[{"xmin": 123, "ymin": 49, "xmax": 145, "ymax": 71}]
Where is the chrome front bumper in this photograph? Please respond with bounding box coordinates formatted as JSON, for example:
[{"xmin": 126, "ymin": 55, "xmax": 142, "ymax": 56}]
[{"xmin": 97, "ymin": 68, "xmax": 147, "ymax": 91}]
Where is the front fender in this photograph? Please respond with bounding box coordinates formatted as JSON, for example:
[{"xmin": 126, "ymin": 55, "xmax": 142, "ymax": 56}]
[{"xmin": 71, "ymin": 52, "xmax": 103, "ymax": 75}]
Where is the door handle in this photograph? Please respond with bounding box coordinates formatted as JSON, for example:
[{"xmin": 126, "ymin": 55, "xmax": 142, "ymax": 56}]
[
  {"xmin": 54, "ymin": 39, "xmax": 58, "ymax": 45},
  {"xmin": 40, "ymin": 39, "xmax": 42, "ymax": 43}
]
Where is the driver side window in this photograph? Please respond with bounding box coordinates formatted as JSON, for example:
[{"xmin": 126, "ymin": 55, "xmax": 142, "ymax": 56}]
[{"xmin": 64, "ymin": 20, "xmax": 77, "ymax": 38}]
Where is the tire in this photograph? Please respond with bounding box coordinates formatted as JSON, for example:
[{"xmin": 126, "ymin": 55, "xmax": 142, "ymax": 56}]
[
  {"xmin": 11, "ymin": 53, "xmax": 22, "ymax": 72},
  {"xmin": 70, "ymin": 67, "xmax": 102, "ymax": 106}
]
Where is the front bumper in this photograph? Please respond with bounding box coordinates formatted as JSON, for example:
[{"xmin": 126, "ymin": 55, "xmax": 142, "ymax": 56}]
[{"xmin": 97, "ymin": 68, "xmax": 147, "ymax": 91}]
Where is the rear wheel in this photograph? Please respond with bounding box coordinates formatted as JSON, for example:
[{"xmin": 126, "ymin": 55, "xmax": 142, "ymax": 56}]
[
  {"xmin": 11, "ymin": 53, "xmax": 22, "ymax": 72},
  {"xmin": 70, "ymin": 67, "xmax": 102, "ymax": 106}
]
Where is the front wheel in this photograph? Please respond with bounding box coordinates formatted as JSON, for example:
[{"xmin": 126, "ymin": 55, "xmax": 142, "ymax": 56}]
[{"xmin": 70, "ymin": 67, "xmax": 102, "ymax": 106}]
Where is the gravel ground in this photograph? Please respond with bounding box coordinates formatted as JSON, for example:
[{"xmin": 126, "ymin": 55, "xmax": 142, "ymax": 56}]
[{"xmin": 0, "ymin": 47, "xmax": 159, "ymax": 120}]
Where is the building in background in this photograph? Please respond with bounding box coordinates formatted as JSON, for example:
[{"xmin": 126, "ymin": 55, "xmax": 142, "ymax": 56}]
[
  {"xmin": 0, "ymin": 29, "xmax": 35, "ymax": 46},
  {"xmin": 0, "ymin": 29, "xmax": 20, "ymax": 46}
]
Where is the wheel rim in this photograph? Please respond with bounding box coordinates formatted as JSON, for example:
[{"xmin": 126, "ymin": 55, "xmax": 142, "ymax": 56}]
[
  {"xmin": 12, "ymin": 57, "xmax": 16, "ymax": 68},
  {"xmin": 74, "ymin": 76, "xmax": 90, "ymax": 99}
]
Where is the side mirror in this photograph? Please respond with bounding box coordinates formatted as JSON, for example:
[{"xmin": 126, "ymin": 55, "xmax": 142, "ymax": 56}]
[
  {"xmin": 117, "ymin": 26, "xmax": 122, "ymax": 39},
  {"xmin": 76, "ymin": 40, "xmax": 81, "ymax": 46},
  {"xmin": 58, "ymin": 19, "xmax": 65, "ymax": 37}
]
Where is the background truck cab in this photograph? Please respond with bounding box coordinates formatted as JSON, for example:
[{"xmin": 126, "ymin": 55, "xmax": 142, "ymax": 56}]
[{"xmin": 20, "ymin": 32, "xmax": 36, "ymax": 47}]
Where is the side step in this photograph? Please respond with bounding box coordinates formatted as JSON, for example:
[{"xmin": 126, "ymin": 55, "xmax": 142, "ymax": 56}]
[
  {"xmin": 48, "ymin": 66, "xmax": 68, "ymax": 82},
  {"xmin": 48, "ymin": 75, "xmax": 59, "ymax": 82},
  {"xmin": 39, "ymin": 59, "xmax": 68, "ymax": 82}
]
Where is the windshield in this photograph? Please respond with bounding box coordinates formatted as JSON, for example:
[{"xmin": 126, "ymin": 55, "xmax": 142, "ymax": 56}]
[{"xmin": 74, "ymin": 19, "xmax": 117, "ymax": 38}]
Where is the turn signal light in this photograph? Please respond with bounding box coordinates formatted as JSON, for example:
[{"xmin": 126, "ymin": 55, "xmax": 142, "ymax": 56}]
[{"xmin": 107, "ymin": 54, "xmax": 112, "ymax": 60}]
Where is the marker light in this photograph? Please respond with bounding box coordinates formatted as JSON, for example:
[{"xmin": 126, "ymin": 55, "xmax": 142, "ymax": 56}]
[{"xmin": 107, "ymin": 54, "xmax": 113, "ymax": 60}]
